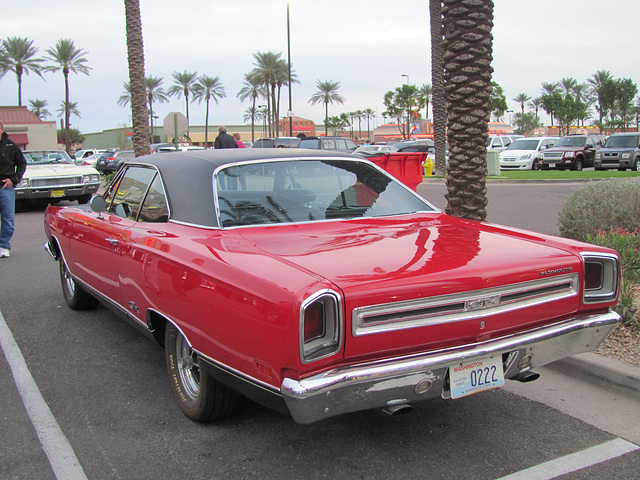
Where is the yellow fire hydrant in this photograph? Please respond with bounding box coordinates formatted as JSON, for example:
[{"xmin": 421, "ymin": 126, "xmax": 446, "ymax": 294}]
[{"xmin": 424, "ymin": 156, "xmax": 434, "ymax": 176}]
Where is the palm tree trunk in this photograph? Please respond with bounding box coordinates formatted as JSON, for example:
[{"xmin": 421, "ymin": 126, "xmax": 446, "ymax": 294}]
[
  {"xmin": 124, "ymin": 0, "xmax": 150, "ymax": 157},
  {"xmin": 430, "ymin": 0, "xmax": 447, "ymax": 177},
  {"xmin": 442, "ymin": 0, "xmax": 493, "ymax": 221},
  {"xmin": 64, "ymin": 71, "xmax": 71, "ymax": 153},
  {"xmin": 204, "ymin": 97, "xmax": 210, "ymax": 146}
]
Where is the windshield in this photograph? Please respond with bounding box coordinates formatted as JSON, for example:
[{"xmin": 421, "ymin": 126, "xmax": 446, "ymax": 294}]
[
  {"xmin": 554, "ymin": 136, "xmax": 586, "ymax": 147},
  {"xmin": 605, "ymin": 135, "xmax": 639, "ymax": 148},
  {"xmin": 506, "ymin": 139, "xmax": 539, "ymax": 151},
  {"xmin": 24, "ymin": 151, "xmax": 74, "ymax": 164},
  {"xmin": 215, "ymin": 159, "xmax": 435, "ymax": 227}
]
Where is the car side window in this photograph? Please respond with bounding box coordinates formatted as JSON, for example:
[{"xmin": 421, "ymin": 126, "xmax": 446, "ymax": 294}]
[
  {"xmin": 587, "ymin": 138, "xmax": 594, "ymax": 148},
  {"xmin": 109, "ymin": 166, "xmax": 157, "ymax": 220},
  {"xmin": 139, "ymin": 174, "xmax": 169, "ymax": 223}
]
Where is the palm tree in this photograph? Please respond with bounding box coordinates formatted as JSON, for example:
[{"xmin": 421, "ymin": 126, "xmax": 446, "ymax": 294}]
[
  {"xmin": 44, "ymin": 38, "xmax": 91, "ymax": 154},
  {"xmin": 512, "ymin": 93, "xmax": 531, "ymax": 114},
  {"xmin": 250, "ymin": 51, "xmax": 286, "ymax": 137},
  {"xmin": 363, "ymin": 108, "xmax": 376, "ymax": 142},
  {"xmin": 527, "ymin": 97, "xmax": 542, "ymax": 120},
  {"xmin": 430, "ymin": 0, "xmax": 447, "ymax": 177},
  {"xmin": 237, "ymin": 72, "xmax": 264, "ymax": 142},
  {"xmin": 168, "ymin": 70, "xmax": 198, "ymax": 137},
  {"xmin": 559, "ymin": 77, "xmax": 578, "ymax": 98},
  {"xmin": 124, "ymin": 0, "xmax": 149, "ymax": 156},
  {"xmin": 587, "ymin": 70, "xmax": 614, "ymax": 132},
  {"xmin": 419, "ymin": 84, "xmax": 432, "ymax": 120},
  {"xmin": 541, "ymin": 81, "xmax": 560, "ymax": 126},
  {"xmin": 193, "ymin": 75, "xmax": 226, "ymax": 147},
  {"xmin": 57, "ymin": 100, "xmax": 81, "ymax": 120},
  {"xmin": 28, "ymin": 98, "xmax": 50, "ymax": 119},
  {"xmin": 309, "ymin": 80, "xmax": 345, "ymax": 136},
  {"xmin": 144, "ymin": 76, "xmax": 168, "ymax": 143},
  {"xmin": 442, "ymin": 0, "xmax": 494, "ymax": 221},
  {"xmin": 0, "ymin": 37, "xmax": 45, "ymax": 106}
]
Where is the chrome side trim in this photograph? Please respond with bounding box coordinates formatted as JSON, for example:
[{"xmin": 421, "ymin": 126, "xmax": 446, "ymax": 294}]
[
  {"xmin": 352, "ymin": 274, "xmax": 579, "ymax": 336},
  {"xmin": 282, "ymin": 311, "xmax": 620, "ymax": 424}
]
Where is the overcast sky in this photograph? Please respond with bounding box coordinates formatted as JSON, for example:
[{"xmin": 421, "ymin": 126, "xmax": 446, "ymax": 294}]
[{"xmin": 2, "ymin": 0, "xmax": 639, "ymax": 133}]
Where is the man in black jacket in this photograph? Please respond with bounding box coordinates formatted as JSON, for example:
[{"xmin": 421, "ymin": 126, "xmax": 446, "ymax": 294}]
[
  {"xmin": 214, "ymin": 126, "xmax": 238, "ymax": 149},
  {"xmin": 0, "ymin": 121, "xmax": 27, "ymax": 258}
]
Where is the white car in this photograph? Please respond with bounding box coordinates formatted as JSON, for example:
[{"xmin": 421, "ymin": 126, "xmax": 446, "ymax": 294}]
[
  {"xmin": 18, "ymin": 150, "xmax": 101, "ymax": 204},
  {"xmin": 353, "ymin": 145, "xmax": 399, "ymax": 155},
  {"xmin": 499, "ymin": 137, "xmax": 559, "ymax": 170},
  {"xmin": 487, "ymin": 135, "xmax": 524, "ymax": 152},
  {"xmin": 157, "ymin": 146, "xmax": 206, "ymax": 153}
]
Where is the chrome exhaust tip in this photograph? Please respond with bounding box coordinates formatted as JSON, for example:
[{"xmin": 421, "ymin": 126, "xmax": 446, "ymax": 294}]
[
  {"xmin": 511, "ymin": 371, "xmax": 540, "ymax": 383},
  {"xmin": 382, "ymin": 403, "xmax": 414, "ymax": 417}
]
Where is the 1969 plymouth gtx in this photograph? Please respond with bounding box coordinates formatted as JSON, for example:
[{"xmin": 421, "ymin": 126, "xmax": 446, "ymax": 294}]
[{"xmin": 44, "ymin": 149, "xmax": 621, "ymax": 424}]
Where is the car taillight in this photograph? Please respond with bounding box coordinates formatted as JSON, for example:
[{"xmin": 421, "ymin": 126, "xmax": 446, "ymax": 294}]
[
  {"xmin": 581, "ymin": 253, "xmax": 619, "ymax": 303},
  {"xmin": 299, "ymin": 290, "xmax": 342, "ymax": 363}
]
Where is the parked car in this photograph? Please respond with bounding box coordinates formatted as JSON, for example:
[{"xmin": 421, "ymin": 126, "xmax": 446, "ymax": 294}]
[
  {"xmin": 499, "ymin": 137, "xmax": 559, "ymax": 170},
  {"xmin": 18, "ymin": 150, "xmax": 100, "ymax": 204},
  {"xmin": 95, "ymin": 150, "xmax": 135, "ymax": 173},
  {"xmin": 75, "ymin": 152, "xmax": 103, "ymax": 168},
  {"xmin": 298, "ymin": 136, "xmax": 357, "ymax": 152},
  {"xmin": 73, "ymin": 148, "xmax": 106, "ymax": 162},
  {"xmin": 487, "ymin": 135, "xmax": 523, "ymax": 152},
  {"xmin": 150, "ymin": 142, "xmax": 175, "ymax": 153},
  {"xmin": 252, "ymin": 137, "xmax": 301, "ymax": 148},
  {"xmin": 43, "ymin": 149, "xmax": 621, "ymax": 424},
  {"xmin": 594, "ymin": 132, "xmax": 640, "ymax": 171},
  {"xmin": 393, "ymin": 139, "xmax": 434, "ymax": 152},
  {"xmin": 353, "ymin": 145, "xmax": 399, "ymax": 155},
  {"xmin": 157, "ymin": 146, "xmax": 205, "ymax": 153},
  {"xmin": 541, "ymin": 134, "xmax": 605, "ymax": 170}
]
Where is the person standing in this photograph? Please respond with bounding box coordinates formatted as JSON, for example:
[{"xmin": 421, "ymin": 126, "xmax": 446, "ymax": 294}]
[
  {"xmin": 0, "ymin": 121, "xmax": 27, "ymax": 258},
  {"xmin": 232, "ymin": 133, "xmax": 245, "ymax": 148},
  {"xmin": 214, "ymin": 126, "xmax": 238, "ymax": 149}
]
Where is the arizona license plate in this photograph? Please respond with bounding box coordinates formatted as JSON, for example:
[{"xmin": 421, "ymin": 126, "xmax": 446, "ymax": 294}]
[
  {"xmin": 50, "ymin": 189, "xmax": 65, "ymax": 198},
  {"xmin": 449, "ymin": 356, "xmax": 504, "ymax": 399}
]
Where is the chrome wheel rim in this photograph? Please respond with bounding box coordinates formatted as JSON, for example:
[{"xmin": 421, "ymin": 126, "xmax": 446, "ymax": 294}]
[
  {"xmin": 175, "ymin": 332, "xmax": 200, "ymax": 400},
  {"xmin": 62, "ymin": 262, "xmax": 76, "ymax": 295}
]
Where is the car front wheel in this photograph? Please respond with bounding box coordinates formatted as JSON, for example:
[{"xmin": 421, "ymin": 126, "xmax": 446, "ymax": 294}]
[
  {"xmin": 531, "ymin": 159, "xmax": 540, "ymax": 170},
  {"xmin": 165, "ymin": 322, "xmax": 241, "ymax": 422},
  {"xmin": 633, "ymin": 158, "xmax": 640, "ymax": 171},
  {"xmin": 574, "ymin": 158, "xmax": 583, "ymax": 171}
]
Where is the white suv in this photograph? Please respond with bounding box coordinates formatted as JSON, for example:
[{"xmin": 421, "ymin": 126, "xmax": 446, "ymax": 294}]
[
  {"xmin": 487, "ymin": 135, "xmax": 523, "ymax": 152},
  {"xmin": 499, "ymin": 137, "xmax": 559, "ymax": 170}
]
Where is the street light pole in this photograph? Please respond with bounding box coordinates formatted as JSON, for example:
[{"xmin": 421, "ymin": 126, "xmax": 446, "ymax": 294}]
[{"xmin": 287, "ymin": 1, "xmax": 293, "ymax": 137}]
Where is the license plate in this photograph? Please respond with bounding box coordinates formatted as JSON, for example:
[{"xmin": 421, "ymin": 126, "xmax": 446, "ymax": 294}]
[
  {"xmin": 548, "ymin": 163, "xmax": 555, "ymax": 168},
  {"xmin": 50, "ymin": 189, "xmax": 65, "ymax": 198},
  {"xmin": 449, "ymin": 356, "xmax": 504, "ymax": 399}
]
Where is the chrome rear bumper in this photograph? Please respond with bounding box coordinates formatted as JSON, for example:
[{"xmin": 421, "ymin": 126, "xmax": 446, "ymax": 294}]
[{"xmin": 282, "ymin": 311, "xmax": 620, "ymax": 424}]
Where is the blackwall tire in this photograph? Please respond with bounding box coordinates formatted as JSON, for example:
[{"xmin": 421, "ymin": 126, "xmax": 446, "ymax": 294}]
[
  {"xmin": 165, "ymin": 322, "xmax": 241, "ymax": 422},
  {"xmin": 60, "ymin": 258, "xmax": 99, "ymax": 310}
]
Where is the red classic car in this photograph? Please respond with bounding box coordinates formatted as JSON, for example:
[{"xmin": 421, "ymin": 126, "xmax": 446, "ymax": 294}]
[{"xmin": 43, "ymin": 149, "xmax": 621, "ymax": 424}]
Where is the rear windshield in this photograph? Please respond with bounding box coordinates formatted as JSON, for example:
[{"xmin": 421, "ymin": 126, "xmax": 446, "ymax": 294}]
[{"xmin": 215, "ymin": 159, "xmax": 434, "ymax": 227}]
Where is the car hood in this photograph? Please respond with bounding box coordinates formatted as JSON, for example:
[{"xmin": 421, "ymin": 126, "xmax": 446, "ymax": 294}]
[
  {"xmin": 501, "ymin": 149, "xmax": 536, "ymax": 157},
  {"xmin": 545, "ymin": 146, "xmax": 583, "ymax": 152},
  {"xmin": 24, "ymin": 164, "xmax": 99, "ymax": 177},
  {"xmin": 235, "ymin": 213, "xmax": 587, "ymax": 358}
]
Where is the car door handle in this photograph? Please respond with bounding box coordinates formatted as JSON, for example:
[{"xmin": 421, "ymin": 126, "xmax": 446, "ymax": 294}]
[{"xmin": 106, "ymin": 238, "xmax": 119, "ymax": 247}]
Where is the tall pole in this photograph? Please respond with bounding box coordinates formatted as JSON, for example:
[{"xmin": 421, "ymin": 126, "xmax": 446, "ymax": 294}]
[{"xmin": 287, "ymin": 1, "xmax": 293, "ymax": 137}]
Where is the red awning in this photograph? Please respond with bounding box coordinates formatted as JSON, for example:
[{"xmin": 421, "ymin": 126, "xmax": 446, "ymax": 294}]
[{"xmin": 8, "ymin": 133, "xmax": 29, "ymax": 147}]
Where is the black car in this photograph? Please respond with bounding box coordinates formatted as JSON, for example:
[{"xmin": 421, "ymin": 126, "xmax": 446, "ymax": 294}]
[
  {"xmin": 298, "ymin": 136, "xmax": 357, "ymax": 153},
  {"xmin": 95, "ymin": 150, "xmax": 136, "ymax": 173},
  {"xmin": 251, "ymin": 137, "xmax": 301, "ymax": 148}
]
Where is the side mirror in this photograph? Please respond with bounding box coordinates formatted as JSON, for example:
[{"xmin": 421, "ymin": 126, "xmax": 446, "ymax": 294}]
[{"xmin": 90, "ymin": 195, "xmax": 106, "ymax": 214}]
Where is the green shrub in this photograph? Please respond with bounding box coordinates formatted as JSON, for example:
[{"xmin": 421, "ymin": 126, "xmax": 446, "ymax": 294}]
[
  {"xmin": 558, "ymin": 179, "xmax": 640, "ymax": 242},
  {"xmin": 586, "ymin": 227, "xmax": 640, "ymax": 330}
]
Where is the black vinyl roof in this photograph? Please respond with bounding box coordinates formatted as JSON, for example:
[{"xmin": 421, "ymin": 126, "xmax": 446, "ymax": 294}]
[{"xmin": 126, "ymin": 148, "xmax": 358, "ymax": 228}]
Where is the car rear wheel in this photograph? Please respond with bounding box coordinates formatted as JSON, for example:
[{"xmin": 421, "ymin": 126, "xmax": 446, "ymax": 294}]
[
  {"xmin": 165, "ymin": 322, "xmax": 241, "ymax": 422},
  {"xmin": 60, "ymin": 258, "xmax": 99, "ymax": 310}
]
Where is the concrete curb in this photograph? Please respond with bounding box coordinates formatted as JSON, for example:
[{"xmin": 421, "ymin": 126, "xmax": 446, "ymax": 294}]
[{"xmin": 550, "ymin": 352, "xmax": 640, "ymax": 400}]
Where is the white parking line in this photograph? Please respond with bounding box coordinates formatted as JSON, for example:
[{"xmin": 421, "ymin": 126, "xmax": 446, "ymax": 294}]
[
  {"xmin": 0, "ymin": 310, "xmax": 87, "ymax": 480},
  {"xmin": 496, "ymin": 437, "xmax": 639, "ymax": 480}
]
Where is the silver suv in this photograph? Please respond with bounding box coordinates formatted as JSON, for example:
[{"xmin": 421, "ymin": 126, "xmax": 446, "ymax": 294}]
[{"xmin": 595, "ymin": 133, "xmax": 640, "ymax": 171}]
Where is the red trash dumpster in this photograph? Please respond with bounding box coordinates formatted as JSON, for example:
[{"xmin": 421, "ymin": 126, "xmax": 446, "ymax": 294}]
[{"xmin": 366, "ymin": 152, "xmax": 426, "ymax": 191}]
